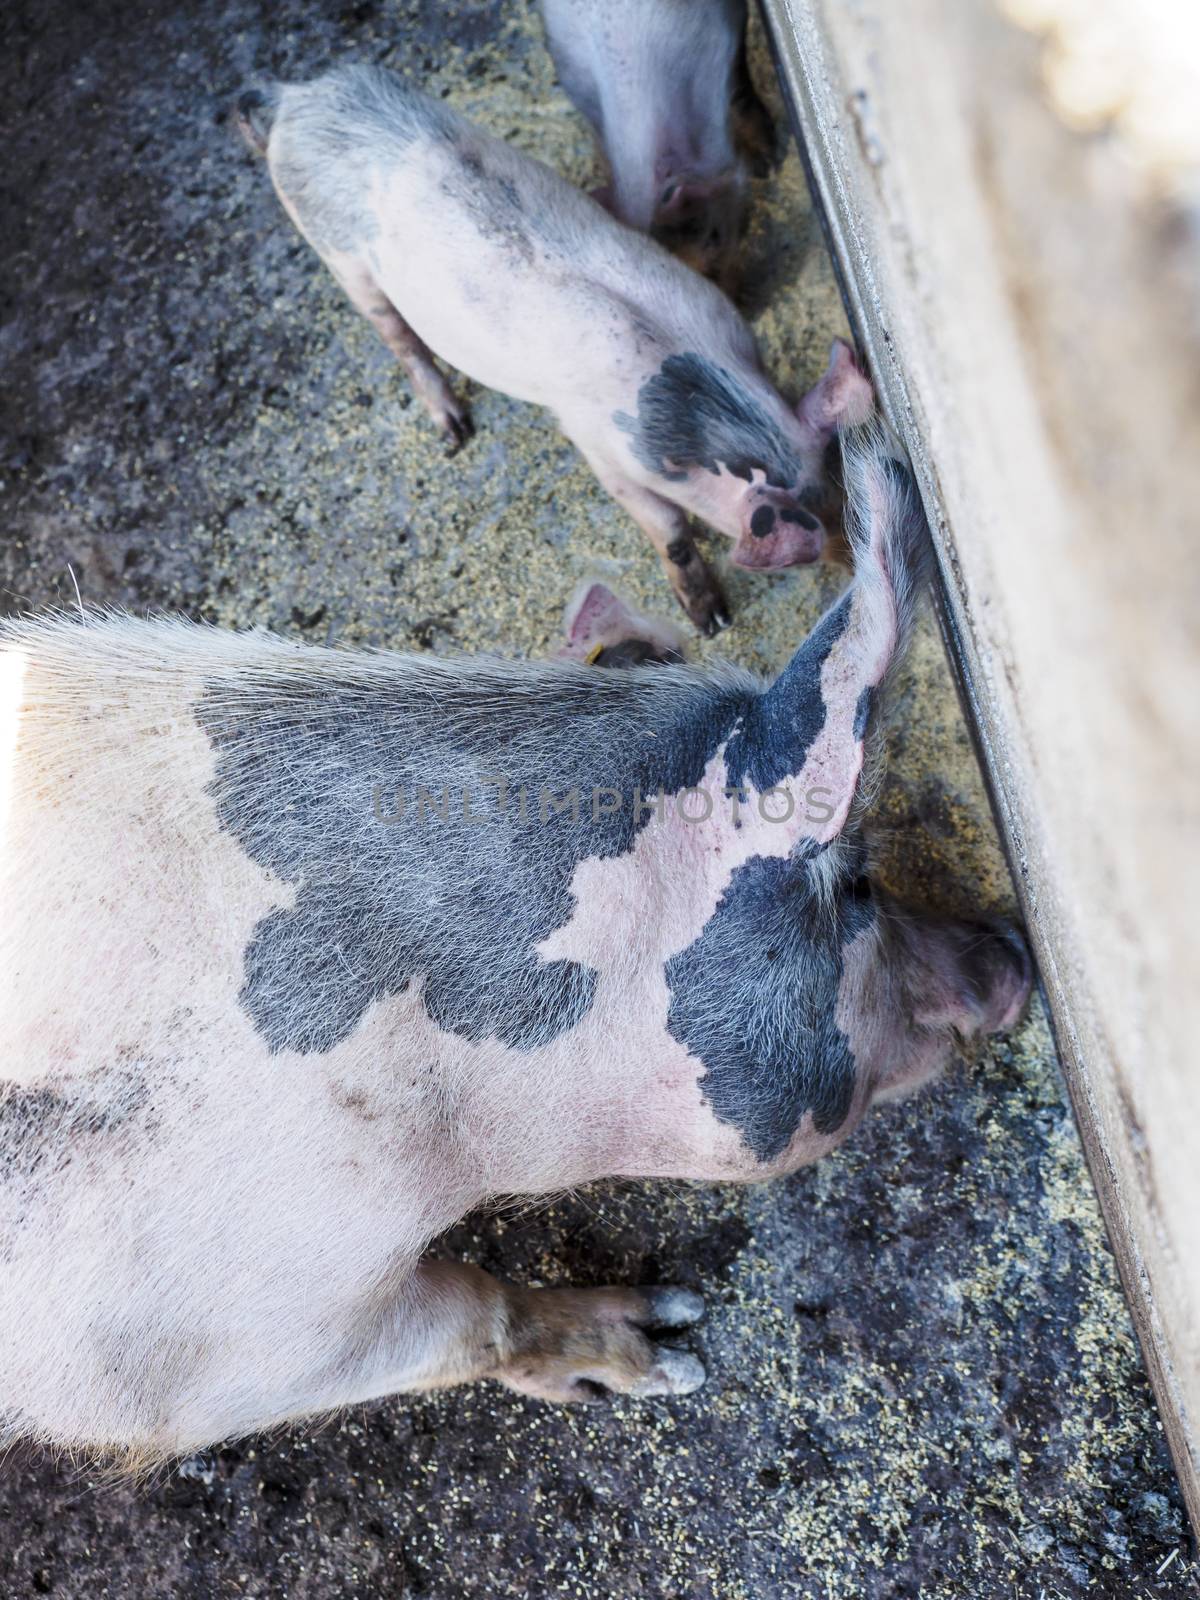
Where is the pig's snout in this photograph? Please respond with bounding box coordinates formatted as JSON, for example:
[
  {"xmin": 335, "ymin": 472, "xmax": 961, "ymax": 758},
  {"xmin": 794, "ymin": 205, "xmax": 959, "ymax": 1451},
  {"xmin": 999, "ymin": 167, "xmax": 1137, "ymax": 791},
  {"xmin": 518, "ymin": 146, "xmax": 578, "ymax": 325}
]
[
  {"xmin": 911, "ymin": 918, "xmax": 1033, "ymax": 1036},
  {"xmin": 650, "ymin": 169, "xmax": 747, "ymax": 288},
  {"xmin": 729, "ymin": 495, "xmax": 824, "ymax": 570}
]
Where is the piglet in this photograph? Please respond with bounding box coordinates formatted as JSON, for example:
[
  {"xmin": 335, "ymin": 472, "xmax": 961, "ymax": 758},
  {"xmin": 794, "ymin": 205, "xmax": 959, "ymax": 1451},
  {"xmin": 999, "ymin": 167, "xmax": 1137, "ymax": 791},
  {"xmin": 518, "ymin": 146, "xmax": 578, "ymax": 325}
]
[
  {"xmin": 236, "ymin": 65, "xmax": 869, "ymax": 634},
  {"xmin": 539, "ymin": 0, "xmax": 775, "ymax": 286},
  {"xmin": 0, "ymin": 416, "xmax": 1030, "ymax": 1463}
]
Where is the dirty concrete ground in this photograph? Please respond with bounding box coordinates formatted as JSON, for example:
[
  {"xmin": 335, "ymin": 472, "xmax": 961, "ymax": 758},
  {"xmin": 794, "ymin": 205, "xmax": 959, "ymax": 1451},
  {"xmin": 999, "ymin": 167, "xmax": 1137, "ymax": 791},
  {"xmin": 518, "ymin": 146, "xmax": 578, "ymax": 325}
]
[{"xmin": 0, "ymin": 0, "xmax": 1196, "ymax": 1596}]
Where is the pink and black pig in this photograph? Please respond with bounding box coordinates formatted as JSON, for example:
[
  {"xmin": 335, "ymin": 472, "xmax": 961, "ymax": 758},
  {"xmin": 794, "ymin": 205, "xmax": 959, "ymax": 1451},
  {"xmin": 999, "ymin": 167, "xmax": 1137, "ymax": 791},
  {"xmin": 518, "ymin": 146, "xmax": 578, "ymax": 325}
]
[
  {"xmin": 538, "ymin": 0, "xmax": 775, "ymax": 287},
  {"xmin": 0, "ymin": 416, "xmax": 1030, "ymax": 1462},
  {"xmin": 236, "ymin": 65, "xmax": 866, "ymax": 634}
]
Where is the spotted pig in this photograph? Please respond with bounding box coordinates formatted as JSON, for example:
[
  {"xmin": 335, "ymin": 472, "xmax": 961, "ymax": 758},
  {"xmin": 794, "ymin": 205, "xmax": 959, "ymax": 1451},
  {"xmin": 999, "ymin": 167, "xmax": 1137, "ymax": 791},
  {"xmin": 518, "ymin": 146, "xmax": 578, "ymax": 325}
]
[
  {"xmin": 0, "ymin": 419, "xmax": 1029, "ymax": 1463},
  {"xmin": 236, "ymin": 64, "xmax": 867, "ymax": 634}
]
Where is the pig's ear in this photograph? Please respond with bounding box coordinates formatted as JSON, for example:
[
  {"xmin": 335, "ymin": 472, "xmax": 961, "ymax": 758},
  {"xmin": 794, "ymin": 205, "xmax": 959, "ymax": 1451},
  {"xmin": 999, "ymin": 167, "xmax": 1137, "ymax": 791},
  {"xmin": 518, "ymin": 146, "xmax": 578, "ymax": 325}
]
[
  {"xmin": 725, "ymin": 417, "xmax": 933, "ymax": 843},
  {"xmin": 795, "ymin": 339, "xmax": 874, "ymax": 440},
  {"xmin": 559, "ymin": 581, "xmax": 626, "ymax": 661},
  {"xmin": 558, "ymin": 581, "xmax": 688, "ymax": 665}
]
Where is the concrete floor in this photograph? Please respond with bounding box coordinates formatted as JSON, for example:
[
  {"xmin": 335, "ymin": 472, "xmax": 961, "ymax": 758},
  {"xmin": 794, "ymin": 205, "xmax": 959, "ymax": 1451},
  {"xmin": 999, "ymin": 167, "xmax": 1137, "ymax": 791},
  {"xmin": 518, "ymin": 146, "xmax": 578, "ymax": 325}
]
[{"xmin": 0, "ymin": 0, "xmax": 1195, "ymax": 1596}]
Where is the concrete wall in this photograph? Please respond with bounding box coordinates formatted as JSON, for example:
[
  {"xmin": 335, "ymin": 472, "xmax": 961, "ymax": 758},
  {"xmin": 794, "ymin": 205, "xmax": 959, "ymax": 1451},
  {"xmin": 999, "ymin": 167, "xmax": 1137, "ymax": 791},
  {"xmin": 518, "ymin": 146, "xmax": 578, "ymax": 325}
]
[{"xmin": 760, "ymin": 0, "xmax": 1200, "ymax": 1528}]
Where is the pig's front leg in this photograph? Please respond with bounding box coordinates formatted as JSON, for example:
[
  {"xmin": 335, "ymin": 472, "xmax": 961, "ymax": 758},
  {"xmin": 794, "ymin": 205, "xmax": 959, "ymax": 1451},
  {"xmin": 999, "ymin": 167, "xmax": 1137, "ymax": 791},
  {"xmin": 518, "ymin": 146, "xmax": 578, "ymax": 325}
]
[
  {"xmin": 340, "ymin": 1262, "xmax": 707, "ymax": 1407},
  {"xmin": 328, "ymin": 250, "xmax": 474, "ymax": 450},
  {"xmin": 581, "ymin": 450, "xmax": 730, "ymax": 635}
]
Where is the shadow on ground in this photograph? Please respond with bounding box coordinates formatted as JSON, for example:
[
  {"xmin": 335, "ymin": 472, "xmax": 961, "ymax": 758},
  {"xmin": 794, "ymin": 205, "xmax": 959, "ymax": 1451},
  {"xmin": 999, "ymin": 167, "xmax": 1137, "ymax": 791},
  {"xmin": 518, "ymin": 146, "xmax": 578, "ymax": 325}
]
[{"xmin": 0, "ymin": 1, "xmax": 1195, "ymax": 1596}]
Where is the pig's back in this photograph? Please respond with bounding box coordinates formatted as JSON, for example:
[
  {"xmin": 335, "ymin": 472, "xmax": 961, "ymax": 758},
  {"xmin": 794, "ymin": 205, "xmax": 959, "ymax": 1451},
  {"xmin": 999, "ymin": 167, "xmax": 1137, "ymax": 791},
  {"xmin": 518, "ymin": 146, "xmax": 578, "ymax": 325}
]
[{"xmin": 267, "ymin": 67, "xmax": 754, "ymax": 412}]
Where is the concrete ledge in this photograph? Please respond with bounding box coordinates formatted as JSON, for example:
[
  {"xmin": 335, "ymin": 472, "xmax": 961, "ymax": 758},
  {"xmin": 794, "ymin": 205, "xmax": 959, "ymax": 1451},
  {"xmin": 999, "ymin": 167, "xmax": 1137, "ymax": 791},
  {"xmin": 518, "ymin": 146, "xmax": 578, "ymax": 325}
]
[{"xmin": 760, "ymin": 0, "xmax": 1200, "ymax": 1531}]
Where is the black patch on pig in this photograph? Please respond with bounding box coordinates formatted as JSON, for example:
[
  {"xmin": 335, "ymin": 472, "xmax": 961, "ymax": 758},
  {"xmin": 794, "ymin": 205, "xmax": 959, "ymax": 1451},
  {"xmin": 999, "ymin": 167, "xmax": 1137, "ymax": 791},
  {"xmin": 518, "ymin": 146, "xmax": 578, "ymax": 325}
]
[
  {"xmin": 780, "ymin": 507, "xmax": 820, "ymax": 532},
  {"xmin": 614, "ymin": 354, "xmax": 803, "ymax": 488},
  {"xmin": 724, "ymin": 592, "xmax": 851, "ymax": 792},
  {"xmin": 1, "ymin": 1070, "xmax": 155, "ymax": 1184},
  {"xmin": 198, "ymin": 659, "xmax": 755, "ymax": 1056},
  {"xmin": 443, "ymin": 138, "xmax": 538, "ymax": 266},
  {"xmin": 750, "ymin": 505, "xmax": 776, "ymax": 539},
  {"xmin": 665, "ymin": 851, "xmax": 873, "ymax": 1162},
  {"xmin": 854, "ymin": 686, "xmax": 874, "ymax": 741},
  {"xmin": 665, "ymin": 536, "xmax": 693, "ymax": 565}
]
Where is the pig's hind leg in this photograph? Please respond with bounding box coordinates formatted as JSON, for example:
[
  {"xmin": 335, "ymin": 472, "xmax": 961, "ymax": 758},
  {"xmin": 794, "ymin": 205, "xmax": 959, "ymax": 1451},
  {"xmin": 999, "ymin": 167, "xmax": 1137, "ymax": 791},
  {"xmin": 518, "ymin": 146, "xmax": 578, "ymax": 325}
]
[
  {"xmin": 328, "ymin": 1262, "xmax": 707, "ymax": 1409},
  {"xmin": 328, "ymin": 250, "xmax": 474, "ymax": 450}
]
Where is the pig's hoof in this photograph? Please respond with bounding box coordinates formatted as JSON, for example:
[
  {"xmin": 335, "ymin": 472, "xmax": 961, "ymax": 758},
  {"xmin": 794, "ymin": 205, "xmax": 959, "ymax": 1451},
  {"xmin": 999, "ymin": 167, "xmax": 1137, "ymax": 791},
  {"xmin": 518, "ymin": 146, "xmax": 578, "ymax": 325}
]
[
  {"xmin": 439, "ymin": 405, "xmax": 475, "ymax": 453},
  {"xmin": 629, "ymin": 1348, "xmax": 707, "ymax": 1399},
  {"xmin": 641, "ymin": 1286, "xmax": 706, "ymax": 1327},
  {"xmin": 499, "ymin": 1283, "xmax": 707, "ymax": 1405},
  {"xmin": 675, "ymin": 575, "xmax": 731, "ymax": 636},
  {"xmin": 692, "ymin": 596, "xmax": 732, "ymax": 637}
]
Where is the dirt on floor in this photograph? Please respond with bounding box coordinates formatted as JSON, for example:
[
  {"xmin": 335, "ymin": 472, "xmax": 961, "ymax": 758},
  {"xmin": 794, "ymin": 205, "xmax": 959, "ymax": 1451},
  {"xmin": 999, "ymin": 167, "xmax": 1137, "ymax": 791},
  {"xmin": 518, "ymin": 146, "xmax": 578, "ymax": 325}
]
[{"xmin": 0, "ymin": 1, "xmax": 1196, "ymax": 1596}]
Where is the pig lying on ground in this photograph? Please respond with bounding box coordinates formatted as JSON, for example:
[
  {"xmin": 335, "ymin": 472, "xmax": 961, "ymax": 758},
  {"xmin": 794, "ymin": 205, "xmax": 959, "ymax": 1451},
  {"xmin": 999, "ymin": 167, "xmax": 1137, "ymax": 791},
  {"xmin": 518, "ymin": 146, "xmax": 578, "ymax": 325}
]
[
  {"xmin": 0, "ymin": 420, "xmax": 1030, "ymax": 1464},
  {"xmin": 538, "ymin": 0, "xmax": 775, "ymax": 288},
  {"xmin": 236, "ymin": 64, "xmax": 865, "ymax": 634}
]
